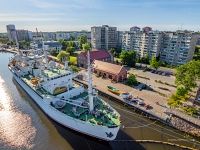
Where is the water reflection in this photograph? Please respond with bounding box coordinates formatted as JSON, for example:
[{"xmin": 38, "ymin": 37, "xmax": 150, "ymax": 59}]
[{"xmin": 0, "ymin": 76, "xmax": 36, "ymax": 149}]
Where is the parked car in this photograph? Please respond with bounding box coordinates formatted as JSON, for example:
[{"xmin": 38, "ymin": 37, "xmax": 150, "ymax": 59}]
[
  {"xmin": 145, "ymin": 104, "xmax": 153, "ymax": 110},
  {"xmin": 120, "ymin": 92, "xmax": 132, "ymax": 100},
  {"xmin": 137, "ymin": 99, "xmax": 145, "ymax": 106},
  {"xmin": 131, "ymin": 98, "xmax": 138, "ymax": 104}
]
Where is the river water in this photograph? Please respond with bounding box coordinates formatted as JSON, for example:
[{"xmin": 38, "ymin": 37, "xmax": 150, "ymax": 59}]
[{"xmin": 0, "ymin": 52, "xmax": 199, "ymax": 150}]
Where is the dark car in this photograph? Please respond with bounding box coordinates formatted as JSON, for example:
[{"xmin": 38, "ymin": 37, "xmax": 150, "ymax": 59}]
[{"xmin": 145, "ymin": 104, "xmax": 153, "ymax": 110}]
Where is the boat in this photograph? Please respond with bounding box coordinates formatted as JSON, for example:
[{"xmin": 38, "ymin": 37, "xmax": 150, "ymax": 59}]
[
  {"xmin": 107, "ymin": 86, "xmax": 121, "ymax": 95},
  {"xmin": 8, "ymin": 40, "xmax": 121, "ymax": 141}
]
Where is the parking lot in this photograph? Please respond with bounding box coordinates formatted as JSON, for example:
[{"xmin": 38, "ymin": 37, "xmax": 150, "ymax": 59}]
[{"xmin": 128, "ymin": 68, "xmax": 177, "ymax": 97}]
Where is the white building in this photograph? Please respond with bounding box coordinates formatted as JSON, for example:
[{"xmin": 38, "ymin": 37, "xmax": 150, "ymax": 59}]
[
  {"xmin": 122, "ymin": 28, "xmax": 162, "ymax": 58},
  {"xmin": 160, "ymin": 31, "xmax": 198, "ymax": 66}
]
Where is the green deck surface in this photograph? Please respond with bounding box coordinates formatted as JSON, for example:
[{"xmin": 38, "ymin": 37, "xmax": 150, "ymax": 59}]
[{"xmin": 57, "ymin": 94, "xmax": 120, "ymax": 127}]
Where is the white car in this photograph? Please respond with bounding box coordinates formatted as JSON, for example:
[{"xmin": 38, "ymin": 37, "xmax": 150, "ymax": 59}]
[{"xmin": 120, "ymin": 92, "xmax": 132, "ymax": 100}]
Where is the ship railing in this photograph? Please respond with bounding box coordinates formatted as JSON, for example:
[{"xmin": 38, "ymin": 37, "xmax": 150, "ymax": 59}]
[{"xmin": 53, "ymin": 99, "xmax": 88, "ymax": 109}]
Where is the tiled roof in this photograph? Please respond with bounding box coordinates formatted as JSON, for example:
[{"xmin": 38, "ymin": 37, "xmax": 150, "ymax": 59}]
[
  {"xmin": 79, "ymin": 49, "xmax": 111, "ymax": 60},
  {"xmin": 93, "ymin": 60, "xmax": 125, "ymax": 75}
]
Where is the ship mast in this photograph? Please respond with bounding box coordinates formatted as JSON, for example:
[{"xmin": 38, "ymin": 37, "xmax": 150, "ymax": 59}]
[
  {"xmin": 87, "ymin": 50, "xmax": 94, "ymax": 112},
  {"xmin": 42, "ymin": 41, "xmax": 48, "ymax": 68}
]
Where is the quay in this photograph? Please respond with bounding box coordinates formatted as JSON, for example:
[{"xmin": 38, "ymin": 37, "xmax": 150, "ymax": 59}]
[
  {"xmin": 74, "ymin": 78, "xmax": 200, "ymax": 137},
  {"xmin": 0, "ymin": 48, "xmax": 18, "ymax": 54}
]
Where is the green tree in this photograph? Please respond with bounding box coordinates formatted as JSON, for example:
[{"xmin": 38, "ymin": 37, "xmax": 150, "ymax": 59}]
[
  {"xmin": 58, "ymin": 39, "xmax": 68, "ymax": 50},
  {"xmin": 18, "ymin": 40, "xmax": 30, "ymax": 49},
  {"xmin": 69, "ymin": 35, "xmax": 75, "ymax": 41},
  {"xmin": 110, "ymin": 48, "xmax": 115, "ymax": 54},
  {"xmin": 139, "ymin": 54, "xmax": 150, "ymax": 64},
  {"xmin": 193, "ymin": 46, "xmax": 200, "ymax": 61},
  {"xmin": 82, "ymin": 42, "xmax": 91, "ymax": 51},
  {"xmin": 127, "ymin": 74, "xmax": 138, "ymax": 86},
  {"xmin": 150, "ymin": 56, "xmax": 159, "ymax": 70},
  {"xmin": 176, "ymin": 86, "xmax": 188, "ymax": 96},
  {"xmin": 168, "ymin": 60, "xmax": 200, "ymax": 108},
  {"xmin": 120, "ymin": 50, "xmax": 137, "ymax": 67},
  {"xmin": 0, "ymin": 37, "xmax": 9, "ymax": 44},
  {"xmin": 66, "ymin": 47, "xmax": 75, "ymax": 55},
  {"xmin": 57, "ymin": 51, "xmax": 69, "ymax": 63},
  {"xmin": 175, "ymin": 60, "xmax": 200, "ymax": 91},
  {"xmin": 78, "ymin": 35, "xmax": 87, "ymax": 49},
  {"xmin": 67, "ymin": 41, "xmax": 75, "ymax": 47}
]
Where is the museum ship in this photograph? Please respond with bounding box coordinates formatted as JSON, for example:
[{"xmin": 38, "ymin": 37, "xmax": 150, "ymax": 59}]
[{"xmin": 8, "ymin": 43, "xmax": 120, "ymax": 141}]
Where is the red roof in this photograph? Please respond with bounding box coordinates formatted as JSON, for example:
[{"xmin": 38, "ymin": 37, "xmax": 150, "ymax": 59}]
[
  {"xmin": 78, "ymin": 49, "xmax": 111, "ymax": 61},
  {"xmin": 93, "ymin": 60, "xmax": 126, "ymax": 75}
]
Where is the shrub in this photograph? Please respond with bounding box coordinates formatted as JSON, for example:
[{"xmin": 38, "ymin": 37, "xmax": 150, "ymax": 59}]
[
  {"xmin": 127, "ymin": 74, "xmax": 138, "ymax": 86},
  {"xmin": 69, "ymin": 56, "xmax": 77, "ymax": 65}
]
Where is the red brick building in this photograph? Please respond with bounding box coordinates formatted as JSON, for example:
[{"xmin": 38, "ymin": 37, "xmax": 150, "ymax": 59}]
[
  {"xmin": 77, "ymin": 49, "xmax": 113, "ymax": 68},
  {"xmin": 93, "ymin": 60, "xmax": 127, "ymax": 82}
]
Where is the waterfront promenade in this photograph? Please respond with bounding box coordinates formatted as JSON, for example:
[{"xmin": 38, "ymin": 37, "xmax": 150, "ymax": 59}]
[{"xmin": 76, "ymin": 70, "xmax": 200, "ymax": 136}]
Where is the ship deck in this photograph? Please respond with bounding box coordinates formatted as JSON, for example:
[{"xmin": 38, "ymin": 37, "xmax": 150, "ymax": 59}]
[
  {"xmin": 21, "ymin": 74, "xmax": 52, "ymax": 97},
  {"xmin": 43, "ymin": 68, "xmax": 70, "ymax": 78},
  {"xmin": 21, "ymin": 74, "xmax": 120, "ymax": 127},
  {"xmin": 56, "ymin": 93, "xmax": 120, "ymax": 127}
]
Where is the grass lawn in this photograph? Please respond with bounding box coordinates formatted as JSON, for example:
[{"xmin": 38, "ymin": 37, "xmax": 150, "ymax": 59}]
[
  {"xmin": 70, "ymin": 56, "xmax": 77, "ymax": 65},
  {"xmin": 114, "ymin": 57, "xmax": 121, "ymax": 63}
]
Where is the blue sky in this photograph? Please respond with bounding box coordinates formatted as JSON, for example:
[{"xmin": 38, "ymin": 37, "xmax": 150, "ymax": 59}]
[{"xmin": 0, "ymin": 0, "xmax": 200, "ymax": 32}]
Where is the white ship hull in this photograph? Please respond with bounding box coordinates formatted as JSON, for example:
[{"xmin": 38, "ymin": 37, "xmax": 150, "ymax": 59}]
[{"xmin": 10, "ymin": 69, "xmax": 120, "ymax": 141}]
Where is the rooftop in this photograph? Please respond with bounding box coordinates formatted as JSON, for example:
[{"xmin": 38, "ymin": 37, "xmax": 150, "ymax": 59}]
[
  {"xmin": 79, "ymin": 50, "xmax": 111, "ymax": 61},
  {"xmin": 93, "ymin": 60, "xmax": 126, "ymax": 75}
]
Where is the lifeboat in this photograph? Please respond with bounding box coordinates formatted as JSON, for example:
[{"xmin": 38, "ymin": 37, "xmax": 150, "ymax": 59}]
[
  {"xmin": 30, "ymin": 77, "xmax": 40, "ymax": 85},
  {"xmin": 53, "ymin": 86, "xmax": 67, "ymax": 95}
]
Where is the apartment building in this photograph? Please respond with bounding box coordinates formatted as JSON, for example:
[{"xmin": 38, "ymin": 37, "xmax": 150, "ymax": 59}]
[
  {"xmin": 55, "ymin": 31, "xmax": 91, "ymax": 41},
  {"xmin": 6, "ymin": 24, "xmax": 17, "ymax": 42},
  {"xmin": 160, "ymin": 31, "xmax": 198, "ymax": 65},
  {"xmin": 91, "ymin": 25, "xmax": 118, "ymax": 50},
  {"xmin": 122, "ymin": 27, "xmax": 162, "ymax": 58},
  {"xmin": 16, "ymin": 30, "xmax": 32, "ymax": 41}
]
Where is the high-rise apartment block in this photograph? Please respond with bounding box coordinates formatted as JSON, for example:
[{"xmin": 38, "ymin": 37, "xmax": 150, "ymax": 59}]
[
  {"xmin": 160, "ymin": 31, "xmax": 198, "ymax": 65},
  {"xmin": 122, "ymin": 27, "xmax": 162, "ymax": 58},
  {"xmin": 6, "ymin": 24, "xmax": 17, "ymax": 42},
  {"xmin": 122, "ymin": 26, "xmax": 198, "ymax": 66},
  {"xmin": 91, "ymin": 25, "xmax": 118, "ymax": 50},
  {"xmin": 16, "ymin": 29, "xmax": 32, "ymax": 41}
]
